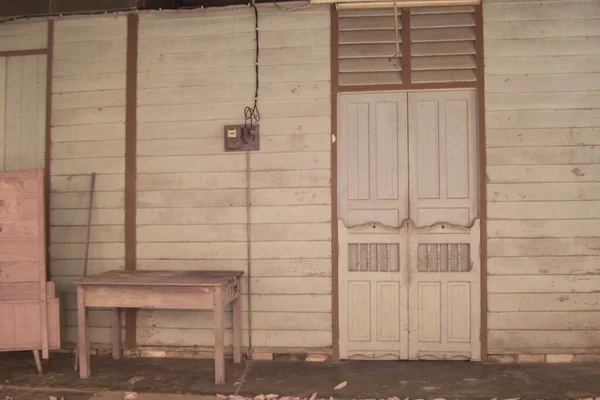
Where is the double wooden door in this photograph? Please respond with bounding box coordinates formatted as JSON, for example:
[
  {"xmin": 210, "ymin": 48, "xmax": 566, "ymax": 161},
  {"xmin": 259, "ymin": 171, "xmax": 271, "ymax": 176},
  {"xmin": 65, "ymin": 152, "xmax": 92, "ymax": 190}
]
[{"xmin": 338, "ymin": 90, "xmax": 481, "ymax": 361}]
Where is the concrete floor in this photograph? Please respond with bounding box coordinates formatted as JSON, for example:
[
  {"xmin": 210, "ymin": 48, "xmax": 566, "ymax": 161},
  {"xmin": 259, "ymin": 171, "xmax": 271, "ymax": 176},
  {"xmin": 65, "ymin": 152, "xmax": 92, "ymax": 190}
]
[{"xmin": 1, "ymin": 352, "xmax": 599, "ymax": 400}]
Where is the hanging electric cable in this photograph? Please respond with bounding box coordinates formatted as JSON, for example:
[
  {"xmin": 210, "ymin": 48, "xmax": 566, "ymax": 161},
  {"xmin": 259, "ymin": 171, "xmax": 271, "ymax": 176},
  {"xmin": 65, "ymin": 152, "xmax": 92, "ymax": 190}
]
[
  {"xmin": 244, "ymin": 2, "xmax": 260, "ymax": 130},
  {"xmin": 244, "ymin": 0, "xmax": 260, "ymax": 361}
]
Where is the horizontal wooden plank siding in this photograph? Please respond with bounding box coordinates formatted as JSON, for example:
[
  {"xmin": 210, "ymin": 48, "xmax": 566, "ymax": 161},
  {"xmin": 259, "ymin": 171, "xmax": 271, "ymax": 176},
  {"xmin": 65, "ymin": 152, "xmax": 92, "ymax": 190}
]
[
  {"xmin": 136, "ymin": 4, "xmax": 331, "ymax": 351},
  {"xmin": 484, "ymin": 0, "xmax": 600, "ymax": 355},
  {"xmin": 0, "ymin": 54, "xmax": 47, "ymax": 172},
  {"xmin": 0, "ymin": 21, "xmax": 47, "ymax": 52},
  {"xmin": 49, "ymin": 15, "xmax": 128, "ymax": 347}
]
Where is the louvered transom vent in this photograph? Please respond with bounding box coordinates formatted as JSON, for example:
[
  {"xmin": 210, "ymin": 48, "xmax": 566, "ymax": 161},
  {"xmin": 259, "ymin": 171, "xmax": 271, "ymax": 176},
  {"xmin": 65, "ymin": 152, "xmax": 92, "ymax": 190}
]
[
  {"xmin": 417, "ymin": 244, "xmax": 471, "ymax": 272},
  {"xmin": 410, "ymin": 6, "xmax": 477, "ymax": 84},
  {"xmin": 348, "ymin": 243, "xmax": 400, "ymax": 272},
  {"xmin": 338, "ymin": 8, "xmax": 404, "ymax": 86}
]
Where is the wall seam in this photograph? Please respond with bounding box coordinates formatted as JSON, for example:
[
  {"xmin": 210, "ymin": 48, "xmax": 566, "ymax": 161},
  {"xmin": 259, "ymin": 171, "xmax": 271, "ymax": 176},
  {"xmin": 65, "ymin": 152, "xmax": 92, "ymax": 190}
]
[
  {"xmin": 45, "ymin": 20, "xmax": 53, "ymax": 281},
  {"xmin": 475, "ymin": 3, "xmax": 488, "ymax": 360},
  {"xmin": 125, "ymin": 12, "xmax": 139, "ymax": 350}
]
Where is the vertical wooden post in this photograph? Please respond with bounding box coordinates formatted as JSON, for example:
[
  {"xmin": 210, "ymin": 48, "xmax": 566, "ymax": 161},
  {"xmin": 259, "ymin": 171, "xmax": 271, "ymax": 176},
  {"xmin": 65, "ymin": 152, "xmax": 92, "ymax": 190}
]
[
  {"xmin": 474, "ymin": 3, "xmax": 488, "ymax": 360},
  {"xmin": 330, "ymin": 4, "xmax": 340, "ymax": 361},
  {"xmin": 401, "ymin": 8, "xmax": 411, "ymax": 85},
  {"xmin": 214, "ymin": 287, "xmax": 225, "ymax": 385},
  {"xmin": 77, "ymin": 286, "xmax": 90, "ymax": 379},
  {"xmin": 37, "ymin": 168, "xmax": 49, "ymax": 359},
  {"xmin": 112, "ymin": 308, "xmax": 122, "ymax": 360},
  {"xmin": 44, "ymin": 21, "xmax": 54, "ymax": 283},
  {"xmin": 232, "ymin": 288, "xmax": 242, "ymax": 363},
  {"xmin": 125, "ymin": 13, "xmax": 139, "ymax": 350},
  {"xmin": 33, "ymin": 350, "xmax": 43, "ymax": 375}
]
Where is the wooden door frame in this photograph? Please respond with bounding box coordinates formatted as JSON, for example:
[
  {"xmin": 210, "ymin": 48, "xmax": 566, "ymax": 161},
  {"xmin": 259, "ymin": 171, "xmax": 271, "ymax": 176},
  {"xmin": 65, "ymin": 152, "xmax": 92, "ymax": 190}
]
[{"xmin": 330, "ymin": 4, "xmax": 487, "ymax": 360}]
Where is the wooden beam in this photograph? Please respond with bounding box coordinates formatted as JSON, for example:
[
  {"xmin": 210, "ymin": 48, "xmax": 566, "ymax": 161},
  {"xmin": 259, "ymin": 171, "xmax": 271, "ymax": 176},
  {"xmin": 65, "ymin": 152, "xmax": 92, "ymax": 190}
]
[
  {"xmin": 333, "ymin": 0, "xmax": 480, "ymax": 9},
  {"xmin": 330, "ymin": 4, "xmax": 340, "ymax": 361},
  {"xmin": 0, "ymin": 49, "xmax": 46, "ymax": 57},
  {"xmin": 337, "ymin": 80, "xmax": 477, "ymax": 92},
  {"xmin": 401, "ymin": 8, "xmax": 411, "ymax": 84},
  {"xmin": 125, "ymin": 13, "xmax": 139, "ymax": 350},
  {"xmin": 44, "ymin": 21, "xmax": 54, "ymax": 282},
  {"xmin": 474, "ymin": 2, "xmax": 487, "ymax": 360}
]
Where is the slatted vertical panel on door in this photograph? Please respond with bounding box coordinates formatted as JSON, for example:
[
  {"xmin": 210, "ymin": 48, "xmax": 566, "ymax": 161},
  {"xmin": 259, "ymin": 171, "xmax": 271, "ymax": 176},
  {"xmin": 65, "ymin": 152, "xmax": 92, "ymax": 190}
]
[
  {"xmin": 407, "ymin": 89, "xmax": 480, "ymax": 361},
  {"xmin": 408, "ymin": 90, "xmax": 478, "ymax": 228},
  {"xmin": 337, "ymin": 8, "xmax": 403, "ymax": 86},
  {"xmin": 338, "ymin": 92, "xmax": 408, "ymax": 227},
  {"xmin": 410, "ymin": 6, "xmax": 477, "ymax": 84},
  {"xmin": 3, "ymin": 55, "xmax": 47, "ymax": 171},
  {"xmin": 407, "ymin": 220, "xmax": 481, "ymax": 361},
  {"xmin": 338, "ymin": 92, "xmax": 409, "ymax": 359},
  {"xmin": 338, "ymin": 220, "xmax": 408, "ymax": 360},
  {"xmin": 0, "ymin": 169, "xmax": 60, "ymax": 356}
]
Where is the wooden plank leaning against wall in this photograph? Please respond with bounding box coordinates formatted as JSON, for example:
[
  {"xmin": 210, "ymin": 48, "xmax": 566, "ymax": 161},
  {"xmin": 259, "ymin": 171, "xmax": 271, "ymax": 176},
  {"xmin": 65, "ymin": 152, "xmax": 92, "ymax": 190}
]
[{"xmin": 329, "ymin": 4, "xmax": 487, "ymax": 359}]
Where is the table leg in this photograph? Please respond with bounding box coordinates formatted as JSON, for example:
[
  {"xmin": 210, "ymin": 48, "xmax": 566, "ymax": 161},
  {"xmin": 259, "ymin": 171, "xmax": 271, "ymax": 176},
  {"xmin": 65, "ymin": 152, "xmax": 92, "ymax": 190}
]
[
  {"xmin": 33, "ymin": 350, "xmax": 43, "ymax": 375},
  {"xmin": 77, "ymin": 286, "xmax": 90, "ymax": 379},
  {"xmin": 112, "ymin": 308, "xmax": 122, "ymax": 360},
  {"xmin": 232, "ymin": 293, "xmax": 241, "ymax": 364},
  {"xmin": 214, "ymin": 287, "xmax": 225, "ymax": 385}
]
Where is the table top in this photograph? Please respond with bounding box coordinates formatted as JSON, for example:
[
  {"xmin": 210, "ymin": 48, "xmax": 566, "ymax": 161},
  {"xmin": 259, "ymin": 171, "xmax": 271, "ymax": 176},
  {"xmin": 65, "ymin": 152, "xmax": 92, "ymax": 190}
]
[{"xmin": 75, "ymin": 270, "xmax": 244, "ymax": 287}]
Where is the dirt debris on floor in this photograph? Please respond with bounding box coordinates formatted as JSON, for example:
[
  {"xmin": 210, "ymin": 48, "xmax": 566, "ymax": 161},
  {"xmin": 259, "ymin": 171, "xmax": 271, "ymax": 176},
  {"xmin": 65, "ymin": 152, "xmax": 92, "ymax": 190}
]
[{"xmin": 1, "ymin": 352, "xmax": 600, "ymax": 400}]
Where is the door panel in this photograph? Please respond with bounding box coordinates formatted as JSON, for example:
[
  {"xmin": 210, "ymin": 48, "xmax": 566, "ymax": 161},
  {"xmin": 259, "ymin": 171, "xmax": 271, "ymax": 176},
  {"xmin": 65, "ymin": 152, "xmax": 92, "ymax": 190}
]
[
  {"xmin": 406, "ymin": 90, "xmax": 480, "ymax": 360},
  {"xmin": 338, "ymin": 92, "xmax": 410, "ymax": 360},
  {"xmin": 338, "ymin": 220, "xmax": 409, "ymax": 360},
  {"xmin": 408, "ymin": 91, "xmax": 478, "ymax": 228},
  {"xmin": 1, "ymin": 55, "xmax": 47, "ymax": 172},
  {"xmin": 338, "ymin": 89, "xmax": 480, "ymax": 361},
  {"xmin": 338, "ymin": 92, "xmax": 408, "ymax": 228},
  {"xmin": 348, "ymin": 281, "xmax": 371, "ymax": 341},
  {"xmin": 407, "ymin": 220, "xmax": 481, "ymax": 360}
]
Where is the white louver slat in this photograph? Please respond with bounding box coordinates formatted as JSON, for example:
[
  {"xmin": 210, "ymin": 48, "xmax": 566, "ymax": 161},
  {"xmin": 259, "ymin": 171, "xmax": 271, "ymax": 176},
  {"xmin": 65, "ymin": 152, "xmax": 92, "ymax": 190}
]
[
  {"xmin": 410, "ymin": 6, "xmax": 477, "ymax": 83},
  {"xmin": 336, "ymin": 5, "xmax": 478, "ymax": 86},
  {"xmin": 338, "ymin": 8, "xmax": 403, "ymax": 85}
]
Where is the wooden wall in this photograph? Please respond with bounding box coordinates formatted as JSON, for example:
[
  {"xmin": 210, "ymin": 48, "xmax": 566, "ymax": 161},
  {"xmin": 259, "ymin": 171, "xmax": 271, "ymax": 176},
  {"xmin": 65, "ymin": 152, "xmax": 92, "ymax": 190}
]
[
  {"xmin": 0, "ymin": 20, "xmax": 47, "ymax": 52},
  {"xmin": 484, "ymin": 0, "xmax": 600, "ymax": 354},
  {"xmin": 3, "ymin": 0, "xmax": 594, "ymax": 357},
  {"xmin": 49, "ymin": 16, "xmax": 127, "ymax": 346},
  {"xmin": 135, "ymin": 4, "xmax": 332, "ymax": 352},
  {"xmin": 0, "ymin": 5, "xmax": 331, "ymax": 352}
]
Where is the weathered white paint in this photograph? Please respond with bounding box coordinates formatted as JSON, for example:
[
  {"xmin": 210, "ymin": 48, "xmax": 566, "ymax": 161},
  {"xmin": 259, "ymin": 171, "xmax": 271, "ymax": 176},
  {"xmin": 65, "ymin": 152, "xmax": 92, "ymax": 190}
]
[
  {"xmin": 484, "ymin": 0, "xmax": 600, "ymax": 355},
  {"xmin": 136, "ymin": 3, "xmax": 331, "ymax": 351},
  {"xmin": 1, "ymin": 0, "xmax": 594, "ymax": 358},
  {"xmin": 0, "ymin": 55, "xmax": 47, "ymax": 172},
  {"xmin": 48, "ymin": 15, "xmax": 128, "ymax": 347},
  {"xmin": 0, "ymin": 21, "xmax": 47, "ymax": 51},
  {"xmin": 337, "ymin": 90, "xmax": 480, "ymax": 361}
]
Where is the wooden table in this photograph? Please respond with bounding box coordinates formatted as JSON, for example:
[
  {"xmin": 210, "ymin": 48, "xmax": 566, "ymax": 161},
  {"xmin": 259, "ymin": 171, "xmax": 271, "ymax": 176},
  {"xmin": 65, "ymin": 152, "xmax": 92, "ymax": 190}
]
[{"xmin": 75, "ymin": 270, "xmax": 243, "ymax": 384}]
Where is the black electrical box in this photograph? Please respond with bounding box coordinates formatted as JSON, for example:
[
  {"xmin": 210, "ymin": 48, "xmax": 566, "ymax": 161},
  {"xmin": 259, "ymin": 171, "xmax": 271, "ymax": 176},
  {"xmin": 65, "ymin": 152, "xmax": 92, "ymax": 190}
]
[{"xmin": 224, "ymin": 124, "xmax": 260, "ymax": 152}]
